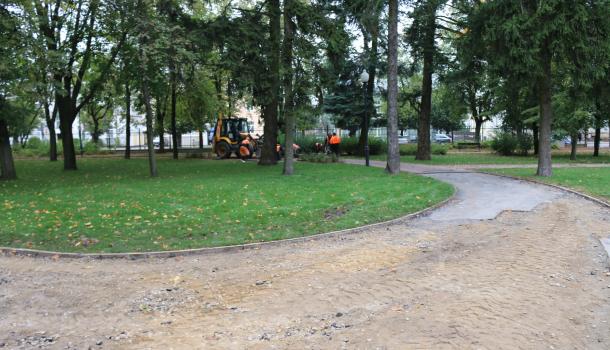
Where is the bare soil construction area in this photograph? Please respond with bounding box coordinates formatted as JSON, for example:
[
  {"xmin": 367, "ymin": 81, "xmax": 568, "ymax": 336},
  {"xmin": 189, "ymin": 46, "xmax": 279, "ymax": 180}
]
[{"xmin": 1, "ymin": 174, "xmax": 610, "ymax": 349}]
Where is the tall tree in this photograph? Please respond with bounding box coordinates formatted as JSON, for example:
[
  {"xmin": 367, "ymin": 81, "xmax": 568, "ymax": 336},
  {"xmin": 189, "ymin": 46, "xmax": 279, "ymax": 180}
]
[
  {"xmin": 282, "ymin": 0, "xmax": 296, "ymax": 175},
  {"xmin": 385, "ymin": 0, "xmax": 400, "ymax": 174},
  {"xmin": 259, "ymin": 0, "xmax": 281, "ymax": 165},
  {"xmin": 136, "ymin": 0, "xmax": 158, "ymax": 177},
  {"xmin": 0, "ymin": 3, "xmax": 26, "ymax": 180},
  {"xmin": 476, "ymin": 0, "xmax": 608, "ymax": 176},
  {"xmin": 31, "ymin": 0, "xmax": 127, "ymax": 170},
  {"xmin": 407, "ymin": 0, "xmax": 445, "ymax": 160}
]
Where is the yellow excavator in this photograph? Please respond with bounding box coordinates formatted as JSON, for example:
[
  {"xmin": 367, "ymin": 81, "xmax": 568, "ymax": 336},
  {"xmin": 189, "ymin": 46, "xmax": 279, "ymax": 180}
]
[{"xmin": 212, "ymin": 117, "xmax": 259, "ymax": 159}]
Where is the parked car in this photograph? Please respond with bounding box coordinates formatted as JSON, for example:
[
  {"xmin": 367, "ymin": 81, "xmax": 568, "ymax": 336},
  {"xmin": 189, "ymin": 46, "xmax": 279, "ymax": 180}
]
[
  {"xmin": 398, "ymin": 136, "xmax": 410, "ymax": 144},
  {"xmin": 434, "ymin": 134, "xmax": 452, "ymax": 143}
]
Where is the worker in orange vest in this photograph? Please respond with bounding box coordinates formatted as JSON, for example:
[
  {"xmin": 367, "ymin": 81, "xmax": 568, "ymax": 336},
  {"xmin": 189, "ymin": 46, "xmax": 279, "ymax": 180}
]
[
  {"xmin": 239, "ymin": 136, "xmax": 253, "ymax": 162},
  {"xmin": 329, "ymin": 132, "xmax": 341, "ymax": 157}
]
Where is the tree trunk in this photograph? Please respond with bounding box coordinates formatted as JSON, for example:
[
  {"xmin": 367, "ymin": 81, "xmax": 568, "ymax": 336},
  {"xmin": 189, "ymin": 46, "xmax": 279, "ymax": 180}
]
[
  {"xmin": 583, "ymin": 130, "xmax": 588, "ymax": 147},
  {"xmin": 142, "ymin": 84, "xmax": 158, "ymax": 177},
  {"xmin": 124, "ymin": 81, "xmax": 131, "ymax": 159},
  {"xmin": 593, "ymin": 127, "xmax": 600, "ymax": 156},
  {"xmin": 0, "ymin": 118, "xmax": 17, "ymax": 180},
  {"xmin": 58, "ymin": 99, "xmax": 78, "ymax": 170},
  {"xmin": 259, "ymin": 0, "xmax": 281, "ymax": 166},
  {"xmin": 170, "ymin": 75, "xmax": 178, "ymax": 159},
  {"xmin": 593, "ymin": 111, "xmax": 601, "ymax": 156},
  {"xmin": 474, "ymin": 119, "xmax": 483, "ymax": 143},
  {"xmin": 282, "ymin": 0, "xmax": 296, "ymax": 175},
  {"xmin": 92, "ymin": 117, "xmax": 100, "ymax": 144},
  {"xmin": 533, "ymin": 123, "xmax": 539, "ymax": 155},
  {"xmin": 198, "ymin": 129, "xmax": 203, "ymax": 149},
  {"xmin": 385, "ymin": 0, "xmax": 400, "ymax": 174},
  {"xmin": 48, "ymin": 125, "xmax": 57, "ymax": 161},
  {"xmin": 44, "ymin": 103, "xmax": 58, "ymax": 161},
  {"xmin": 536, "ymin": 40, "xmax": 553, "ymax": 177},
  {"xmin": 416, "ymin": 7, "xmax": 435, "ymax": 161},
  {"xmin": 138, "ymin": 3, "xmax": 158, "ymax": 177},
  {"xmin": 569, "ymin": 133, "xmax": 577, "ymax": 160},
  {"xmin": 156, "ymin": 102, "xmax": 165, "ymax": 152}
]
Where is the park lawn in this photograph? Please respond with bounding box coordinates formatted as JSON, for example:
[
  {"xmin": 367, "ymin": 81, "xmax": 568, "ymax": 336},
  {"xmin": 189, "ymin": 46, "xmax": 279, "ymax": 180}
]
[
  {"xmin": 0, "ymin": 158, "xmax": 453, "ymax": 253},
  {"xmin": 485, "ymin": 167, "xmax": 610, "ymax": 201},
  {"xmin": 370, "ymin": 150, "xmax": 610, "ymax": 165}
]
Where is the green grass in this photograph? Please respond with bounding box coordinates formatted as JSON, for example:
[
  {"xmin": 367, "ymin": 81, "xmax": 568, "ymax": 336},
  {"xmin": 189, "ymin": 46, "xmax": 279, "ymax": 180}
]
[
  {"xmin": 370, "ymin": 150, "xmax": 610, "ymax": 165},
  {"xmin": 0, "ymin": 158, "xmax": 453, "ymax": 253},
  {"xmin": 485, "ymin": 167, "xmax": 610, "ymax": 201}
]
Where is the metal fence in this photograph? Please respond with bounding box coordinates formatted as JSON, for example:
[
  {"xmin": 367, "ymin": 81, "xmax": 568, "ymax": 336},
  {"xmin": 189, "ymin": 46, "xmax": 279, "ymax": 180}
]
[
  {"xmin": 24, "ymin": 129, "xmax": 212, "ymax": 151},
  {"xmin": 297, "ymin": 126, "xmax": 503, "ymax": 142},
  {"xmin": 22, "ymin": 125, "xmax": 507, "ymax": 151}
]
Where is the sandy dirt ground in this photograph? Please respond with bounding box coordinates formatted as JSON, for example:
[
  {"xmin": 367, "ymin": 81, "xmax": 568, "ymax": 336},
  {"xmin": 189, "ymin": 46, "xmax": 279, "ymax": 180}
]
[{"xmin": 1, "ymin": 180, "xmax": 610, "ymax": 349}]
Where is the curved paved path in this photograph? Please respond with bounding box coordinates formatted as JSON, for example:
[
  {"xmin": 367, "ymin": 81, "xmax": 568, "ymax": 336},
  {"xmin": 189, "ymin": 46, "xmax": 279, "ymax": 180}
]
[{"xmin": 1, "ymin": 162, "xmax": 609, "ymax": 349}]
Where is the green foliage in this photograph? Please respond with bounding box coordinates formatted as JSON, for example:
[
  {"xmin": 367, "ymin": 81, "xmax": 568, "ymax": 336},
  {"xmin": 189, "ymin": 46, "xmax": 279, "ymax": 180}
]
[
  {"xmin": 341, "ymin": 137, "xmax": 387, "ymax": 156},
  {"xmin": 480, "ymin": 140, "xmax": 492, "ymax": 149},
  {"xmin": 178, "ymin": 69, "xmax": 218, "ymax": 130},
  {"xmin": 490, "ymin": 132, "xmax": 518, "ymax": 156},
  {"xmin": 25, "ymin": 137, "xmax": 43, "ymax": 150},
  {"xmin": 294, "ymin": 136, "xmax": 323, "ymax": 153},
  {"xmin": 490, "ymin": 132, "xmax": 532, "ymax": 156},
  {"xmin": 399, "ymin": 144, "xmax": 448, "ymax": 156},
  {"xmin": 299, "ymin": 153, "xmax": 338, "ymax": 163},
  {"xmin": 516, "ymin": 134, "xmax": 533, "ymax": 156},
  {"xmin": 431, "ymin": 84, "xmax": 467, "ymax": 133},
  {"xmin": 14, "ymin": 138, "xmax": 63, "ymax": 158},
  {"xmin": 84, "ymin": 141, "xmax": 102, "ymax": 155}
]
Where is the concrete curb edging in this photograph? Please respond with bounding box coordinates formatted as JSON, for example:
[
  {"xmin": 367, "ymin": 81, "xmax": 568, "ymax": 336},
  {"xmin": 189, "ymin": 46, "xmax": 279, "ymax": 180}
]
[{"xmin": 0, "ymin": 187, "xmax": 457, "ymax": 260}]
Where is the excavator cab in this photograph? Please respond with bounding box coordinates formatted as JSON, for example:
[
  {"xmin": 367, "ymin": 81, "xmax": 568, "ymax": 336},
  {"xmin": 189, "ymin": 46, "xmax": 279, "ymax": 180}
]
[{"xmin": 213, "ymin": 117, "xmax": 257, "ymax": 159}]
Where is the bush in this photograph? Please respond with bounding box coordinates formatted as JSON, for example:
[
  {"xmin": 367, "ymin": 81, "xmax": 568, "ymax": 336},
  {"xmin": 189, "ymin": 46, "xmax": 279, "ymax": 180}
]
[
  {"xmin": 25, "ymin": 137, "xmax": 43, "ymax": 150},
  {"xmin": 368, "ymin": 137, "xmax": 387, "ymax": 155},
  {"xmin": 340, "ymin": 136, "xmax": 387, "ymax": 156},
  {"xmin": 516, "ymin": 134, "xmax": 533, "ymax": 155},
  {"xmin": 491, "ymin": 132, "xmax": 518, "ymax": 156},
  {"xmin": 490, "ymin": 132, "xmax": 533, "ymax": 156},
  {"xmin": 456, "ymin": 142, "xmax": 481, "ymax": 149},
  {"xmin": 480, "ymin": 140, "xmax": 492, "ymax": 149},
  {"xmin": 82, "ymin": 141, "xmax": 112, "ymax": 154},
  {"xmin": 294, "ymin": 136, "xmax": 323, "ymax": 153},
  {"xmin": 399, "ymin": 144, "xmax": 448, "ymax": 156},
  {"xmin": 299, "ymin": 153, "xmax": 338, "ymax": 163},
  {"xmin": 14, "ymin": 138, "xmax": 49, "ymax": 157}
]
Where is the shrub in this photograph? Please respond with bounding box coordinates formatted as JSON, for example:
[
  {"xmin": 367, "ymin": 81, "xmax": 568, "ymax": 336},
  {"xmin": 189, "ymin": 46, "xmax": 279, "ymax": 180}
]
[
  {"xmin": 456, "ymin": 142, "xmax": 480, "ymax": 150},
  {"xmin": 299, "ymin": 153, "xmax": 338, "ymax": 163},
  {"xmin": 516, "ymin": 134, "xmax": 533, "ymax": 155},
  {"xmin": 25, "ymin": 137, "xmax": 43, "ymax": 150},
  {"xmin": 368, "ymin": 137, "xmax": 387, "ymax": 155},
  {"xmin": 480, "ymin": 140, "xmax": 492, "ymax": 149},
  {"xmin": 399, "ymin": 144, "xmax": 448, "ymax": 156},
  {"xmin": 294, "ymin": 136, "xmax": 323, "ymax": 153},
  {"xmin": 83, "ymin": 140, "xmax": 104, "ymax": 154},
  {"xmin": 14, "ymin": 138, "xmax": 50, "ymax": 157},
  {"xmin": 491, "ymin": 132, "xmax": 518, "ymax": 156},
  {"xmin": 340, "ymin": 136, "xmax": 387, "ymax": 156},
  {"xmin": 341, "ymin": 137, "xmax": 358, "ymax": 155}
]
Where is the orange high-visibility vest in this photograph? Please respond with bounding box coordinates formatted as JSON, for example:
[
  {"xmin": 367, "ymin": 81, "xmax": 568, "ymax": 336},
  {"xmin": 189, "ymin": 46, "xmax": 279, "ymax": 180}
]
[{"xmin": 329, "ymin": 135, "xmax": 341, "ymax": 145}]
